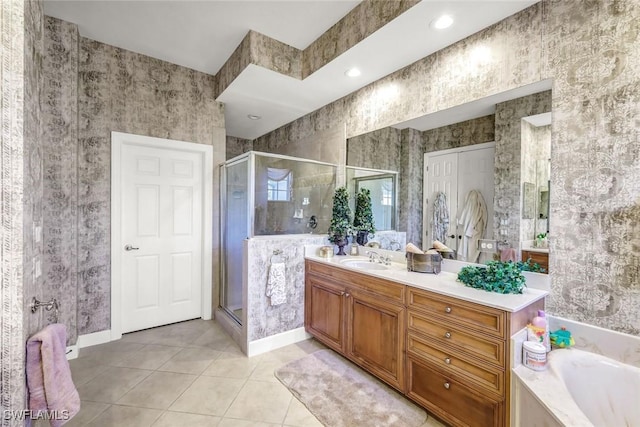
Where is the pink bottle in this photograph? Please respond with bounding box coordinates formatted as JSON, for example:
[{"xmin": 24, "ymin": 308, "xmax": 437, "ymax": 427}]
[{"xmin": 532, "ymin": 310, "xmax": 551, "ymax": 352}]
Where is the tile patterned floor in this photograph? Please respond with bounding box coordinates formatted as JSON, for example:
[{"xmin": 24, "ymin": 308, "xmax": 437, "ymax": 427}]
[{"xmin": 65, "ymin": 319, "xmax": 445, "ymax": 426}]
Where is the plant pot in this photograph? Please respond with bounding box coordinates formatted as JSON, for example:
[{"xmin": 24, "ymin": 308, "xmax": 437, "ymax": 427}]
[
  {"xmin": 355, "ymin": 230, "xmax": 369, "ymax": 246},
  {"xmin": 333, "ymin": 235, "xmax": 349, "ymax": 255}
]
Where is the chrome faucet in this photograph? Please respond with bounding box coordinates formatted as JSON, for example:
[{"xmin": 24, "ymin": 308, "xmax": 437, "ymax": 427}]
[{"xmin": 366, "ymin": 250, "xmax": 391, "ymax": 265}]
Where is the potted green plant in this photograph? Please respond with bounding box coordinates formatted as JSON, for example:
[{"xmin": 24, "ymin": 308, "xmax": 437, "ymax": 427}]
[
  {"xmin": 353, "ymin": 188, "xmax": 376, "ymax": 245},
  {"xmin": 327, "ymin": 187, "xmax": 353, "ymax": 255}
]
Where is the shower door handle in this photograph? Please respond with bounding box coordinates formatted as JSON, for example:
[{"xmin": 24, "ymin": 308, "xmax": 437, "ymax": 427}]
[{"xmin": 124, "ymin": 244, "xmax": 139, "ymax": 251}]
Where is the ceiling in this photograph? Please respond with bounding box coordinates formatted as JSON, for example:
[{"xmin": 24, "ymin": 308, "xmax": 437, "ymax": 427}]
[{"xmin": 44, "ymin": 0, "xmax": 539, "ymax": 140}]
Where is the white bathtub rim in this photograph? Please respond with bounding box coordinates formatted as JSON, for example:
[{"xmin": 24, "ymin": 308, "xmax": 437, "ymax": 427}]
[{"xmin": 514, "ymin": 356, "xmax": 594, "ymax": 426}]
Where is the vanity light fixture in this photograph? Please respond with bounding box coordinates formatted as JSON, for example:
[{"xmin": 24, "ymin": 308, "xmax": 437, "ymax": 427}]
[
  {"xmin": 247, "ymin": 114, "xmax": 261, "ymax": 120},
  {"xmin": 432, "ymin": 14, "xmax": 454, "ymax": 30},
  {"xmin": 345, "ymin": 68, "xmax": 361, "ymax": 77}
]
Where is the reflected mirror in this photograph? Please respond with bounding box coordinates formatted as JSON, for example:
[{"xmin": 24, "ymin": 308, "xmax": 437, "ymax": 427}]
[
  {"xmin": 346, "ymin": 82, "xmax": 553, "ymax": 256},
  {"xmin": 346, "ymin": 166, "xmax": 398, "ymax": 231}
]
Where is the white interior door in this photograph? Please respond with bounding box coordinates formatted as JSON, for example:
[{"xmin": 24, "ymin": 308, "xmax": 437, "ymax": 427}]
[
  {"xmin": 423, "ymin": 152, "xmax": 458, "ymax": 251},
  {"xmin": 424, "ymin": 143, "xmax": 495, "ymax": 255},
  {"xmin": 112, "ymin": 132, "xmax": 212, "ymax": 335},
  {"xmin": 457, "ymin": 146, "xmax": 495, "ymax": 246}
]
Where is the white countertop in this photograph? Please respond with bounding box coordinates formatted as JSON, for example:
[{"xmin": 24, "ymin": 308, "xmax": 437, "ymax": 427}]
[{"xmin": 305, "ymin": 253, "xmax": 548, "ymax": 313}]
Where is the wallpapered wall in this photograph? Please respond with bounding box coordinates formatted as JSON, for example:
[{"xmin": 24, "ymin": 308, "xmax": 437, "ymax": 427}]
[
  {"xmin": 494, "ymin": 91, "xmax": 552, "ymax": 251},
  {"xmin": 226, "ymin": 136, "xmax": 253, "ymax": 160},
  {"xmin": 39, "ymin": 17, "xmax": 226, "ymax": 340},
  {"xmin": 1, "ymin": 0, "xmax": 43, "ymax": 421},
  {"xmin": 254, "ymin": 1, "xmax": 640, "ymax": 334}
]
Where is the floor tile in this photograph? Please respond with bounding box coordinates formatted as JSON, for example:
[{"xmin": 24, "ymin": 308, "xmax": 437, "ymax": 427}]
[
  {"xmin": 76, "ymin": 366, "xmax": 152, "ymax": 403},
  {"xmin": 283, "ymin": 398, "xmax": 323, "ymax": 427},
  {"xmin": 117, "ymin": 371, "xmax": 197, "ymax": 409},
  {"xmin": 248, "ymin": 358, "xmax": 281, "ymax": 383},
  {"xmin": 169, "ymin": 376, "xmax": 245, "ymax": 416},
  {"xmin": 224, "ymin": 380, "xmax": 292, "ymax": 424},
  {"xmin": 112, "ymin": 344, "xmax": 182, "ymax": 370},
  {"xmin": 78, "ymin": 342, "xmax": 146, "ymax": 366},
  {"xmin": 153, "ymin": 411, "xmax": 221, "ymax": 426},
  {"xmin": 191, "ymin": 328, "xmax": 236, "ymax": 350},
  {"xmin": 202, "ymin": 356, "xmax": 259, "ymax": 379},
  {"xmin": 158, "ymin": 347, "xmax": 221, "ymax": 375},
  {"xmin": 217, "ymin": 419, "xmax": 279, "ymax": 427},
  {"xmin": 59, "ymin": 401, "xmax": 110, "ymax": 427},
  {"xmin": 85, "ymin": 404, "xmax": 162, "ymax": 427},
  {"xmin": 69, "ymin": 358, "xmax": 110, "ymax": 386}
]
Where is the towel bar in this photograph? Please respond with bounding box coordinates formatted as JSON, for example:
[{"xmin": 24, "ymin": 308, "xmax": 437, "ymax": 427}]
[{"xmin": 30, "ymin": 297, "xmax": 59, "ymax": 323}]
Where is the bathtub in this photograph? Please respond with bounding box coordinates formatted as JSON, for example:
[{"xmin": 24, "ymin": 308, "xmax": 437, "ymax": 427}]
[{"xmin": 514, "ymin": 348, "xmax": 640, "ymax": 427}]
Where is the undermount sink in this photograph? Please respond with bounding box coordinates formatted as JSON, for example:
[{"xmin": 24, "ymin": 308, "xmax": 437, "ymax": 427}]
[{"xmin": 340, "ymin": 259, "xmax": 389, "ymax": 270}]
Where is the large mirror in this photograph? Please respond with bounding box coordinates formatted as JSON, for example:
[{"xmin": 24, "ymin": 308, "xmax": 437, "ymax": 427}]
[{"xmin": 346, "ymin": 82, "xmax": 553, "ymax": 261}]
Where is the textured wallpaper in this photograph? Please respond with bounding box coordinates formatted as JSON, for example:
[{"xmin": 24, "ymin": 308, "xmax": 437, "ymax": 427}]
[
  {"xmin": 42, "ymin": 16, "xmax": 79, "ymax": 343},
  {"xmin": 1, "ymin": 0, "xmax": 36, "ymax": 421},
  {"xmin": 226, "ymin": 136, "xmax": 253, "ymax": 160},
  {"xmin": 494, "ymin": 91, "xmax": 552, "ymax": 251},
  {"xmin": 75, "ymin": 36, "xmax": 225, "ymax": 335},
  {"xmin": 255, "ymin": 1, "xmax": 640, "ymax": 335}
]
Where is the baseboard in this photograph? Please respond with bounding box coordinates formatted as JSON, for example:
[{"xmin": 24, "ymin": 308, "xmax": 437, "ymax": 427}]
[
  {"xmin": 77, "ymin": 329, "xmax": 113, "ymax": 349},
  {"xmin": 65, "ymin": 345, "xmax": 79, "ymax": 360},
  {"xmin": 247, "ymin": 327, "xmax": 311, "ymax": 357}
]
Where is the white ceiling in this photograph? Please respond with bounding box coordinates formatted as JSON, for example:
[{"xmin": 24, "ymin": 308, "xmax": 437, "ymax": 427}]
[{"xmin": 44, "ymin": 0, "xmax": 539, "ymax": 140}]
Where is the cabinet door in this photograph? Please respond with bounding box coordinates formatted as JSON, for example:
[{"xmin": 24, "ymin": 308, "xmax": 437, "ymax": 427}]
[
  {"xmin": 305, "ymin": 275, "xmax": 346, "ymax": 352},
  {"xmin": 345, "ymin": 289, "xmax": 406, "ymax": 391}
]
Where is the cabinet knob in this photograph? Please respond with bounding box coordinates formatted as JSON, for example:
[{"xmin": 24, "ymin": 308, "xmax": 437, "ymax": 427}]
[
  {"xmin": 445, "ymin": 306, "xmax": 452, "ymax": 313},
  {"xmin": 444, "ymin": 332, "xmax": 451, "ymax": 339},
  {"xmin": 444, "ymin": 357, "xmax": 451, "ymax": 364},
  {"xmin": 444, "ymin": 382, "xmax": 450, "ymax": 390},
  {"xmin": 345, "ymin": 293, "xmax": 350, "ymax": 298}
]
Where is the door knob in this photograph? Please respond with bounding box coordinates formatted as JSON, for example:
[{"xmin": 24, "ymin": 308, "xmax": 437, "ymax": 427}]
[
  {"xmin": 448, "ymin": 234, "xmax": 455, "ymax": 239},
  {"xmin": 124, "ymin": 244, "xmax": 139, "ymax": 251}
]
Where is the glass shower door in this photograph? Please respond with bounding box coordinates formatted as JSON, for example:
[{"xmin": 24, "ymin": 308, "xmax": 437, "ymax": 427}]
[{"xmin": 221, "ymin": 158, "xmax": 249, "ymax": 324}]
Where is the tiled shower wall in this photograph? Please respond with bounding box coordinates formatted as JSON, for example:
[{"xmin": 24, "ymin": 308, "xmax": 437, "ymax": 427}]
[{"xmin": 256, "ymin": 1, "xmax": 640, "ymax": 334}]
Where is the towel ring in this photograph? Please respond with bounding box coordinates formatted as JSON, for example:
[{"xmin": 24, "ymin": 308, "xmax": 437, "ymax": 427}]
[{"xmin": 270, "ymin": 249, "xmax": 286, "ymax": 263}]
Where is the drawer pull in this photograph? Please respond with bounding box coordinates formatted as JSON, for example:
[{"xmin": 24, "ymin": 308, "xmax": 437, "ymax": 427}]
[
  {"xmin": 345, "ymin": 293, "xmax": 350, "ymax": 297},
  {"xmin": 444, "ymin": 332, "xmax": 452, "ymax": 339},
  {"xmin": 444, "ymin": 382, "xmax": 451, "ymax": 390},
  {"xmin": 445, "ymin": 306, "xmax": 452, "ymax": 313},
  {"xmin": 444, "ymin": 357, "xmax": 451, "ymax": 364},
  {"xmin": 340, "ymin": 291, "xmax": 345, "ymax": 296}
]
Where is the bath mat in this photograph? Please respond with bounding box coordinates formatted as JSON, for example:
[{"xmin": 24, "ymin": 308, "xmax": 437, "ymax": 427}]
[{"xmin": 275, "ymin": 349, "xmax": 427, "ymax": 427}]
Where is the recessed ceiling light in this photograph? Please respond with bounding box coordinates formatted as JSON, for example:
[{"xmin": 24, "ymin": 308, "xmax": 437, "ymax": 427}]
[
  {"xmin": 432, "ymin": 14, "xmax": 453, "ymax": 30},
  {"xmin": 247, "ymin": 114, "xmax": 261, "ymax": 120},
  {"xmin": 345, "ymin": 68, "xmax": 361, "ymax": 78}
]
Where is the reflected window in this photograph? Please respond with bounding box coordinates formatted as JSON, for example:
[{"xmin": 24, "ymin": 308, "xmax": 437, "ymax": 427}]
[
  {"xmin": 381, "ymin": 181, "xmax": 393, "ymax": 206},
  {"xmin": 267, "ymin": 168, "xmax": 291, "ymax": 201}
]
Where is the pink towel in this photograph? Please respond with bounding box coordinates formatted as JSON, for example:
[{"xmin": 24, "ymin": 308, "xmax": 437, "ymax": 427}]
[
  {"xmin": 500, "ymin": 248, "xmax": 517, "ymax": 262},
  {"xmin": 26, "ymin": 324, "xmax": 80, "ymax": 426}
]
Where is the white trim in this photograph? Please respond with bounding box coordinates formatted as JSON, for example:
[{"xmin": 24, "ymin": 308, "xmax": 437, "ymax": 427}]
[
  {"xmin": 77, "ymin": 329, "xmax": 113, "ymax": 348},
  {"xmin": 111, "ymin": 132, "xmax": 213, "ymax": 339},
  {"xmin": 247, "ymin": 327, "xmax": 312, "ymax": 357},
  {"xmin": 425, "ymin": 140, "xmax": 495, "ymax": 157},
  {"xmin": 65, "ymin": 345, "xmax": 79, "ymax": 360}
]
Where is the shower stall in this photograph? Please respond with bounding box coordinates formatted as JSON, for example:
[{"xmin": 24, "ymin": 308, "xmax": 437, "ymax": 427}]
[{"xmin": 220, "ymin": 152, "xmax": 337, "ymax": 325}]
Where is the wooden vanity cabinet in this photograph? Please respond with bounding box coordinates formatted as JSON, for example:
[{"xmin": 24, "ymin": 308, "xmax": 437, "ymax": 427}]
[
  {"xmin": 521, "ymin": 250, "xmax": 549, "ymax": 273},
  {"xmin": 305, "ymin": 259, "xmax": 544, "ymax": 427},
  {"xmin": 305, "ymin": 260, "xmax": 406, "ymax": 391}
]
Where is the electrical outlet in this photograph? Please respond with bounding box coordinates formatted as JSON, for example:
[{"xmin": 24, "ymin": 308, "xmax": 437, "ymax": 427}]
[{"xmin": 478, "ymin": 239, "xmax": 497, "ymax": 253}]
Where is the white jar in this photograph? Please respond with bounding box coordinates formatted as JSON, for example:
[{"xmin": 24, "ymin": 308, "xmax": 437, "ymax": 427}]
[{"xmin": 523, "ymin": 341, "xmax": 547, "ymax": 371}]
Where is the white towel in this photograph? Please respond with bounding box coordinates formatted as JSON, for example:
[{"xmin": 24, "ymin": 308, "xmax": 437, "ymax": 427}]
[
  {"xmin": 266, "ymin": 262, "xmax": 287, "ymax": 306},
  {"xmin": 457, "ymin": 190, "xmax": 488, "ymax": 263}
]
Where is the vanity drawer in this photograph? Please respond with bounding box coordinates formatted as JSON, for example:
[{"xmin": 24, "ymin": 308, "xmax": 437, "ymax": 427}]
[
  {"xmin": 306, "ymin": 260, "xmax": 405, "ymax": 303},
  {"xmin": 407, "ymin": 356, "xmax": 503, "ymax": 427},
  {"xmin": 407, "ymin": 332, "xmax": 504, "ymax": 397},
  {"xmin": 408, "ymin": 310, "xmax": 505, "ymax": 367},
  {"xmin": 522, "ymin": 250, "xmax": 549, "ymax": 273},
  {"xmin": 407, "ymin": 288, "xmax": 506, "ymax": 339}
]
